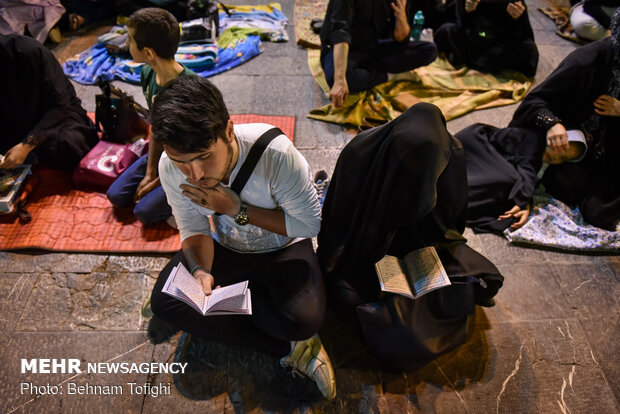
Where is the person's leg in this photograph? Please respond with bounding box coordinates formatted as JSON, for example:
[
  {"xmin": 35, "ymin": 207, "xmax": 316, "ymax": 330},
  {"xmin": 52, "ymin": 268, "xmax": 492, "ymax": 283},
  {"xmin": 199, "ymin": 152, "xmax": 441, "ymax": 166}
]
[
  {"xmin": 133, "ymin": 185, "xmax": 172, "ymax": 225},
  {"xmin": 151, "ymin": 240, "xmax": 326, "ymax": 354},
  {"xmin": 150, "ymin": 249, "xmax": 291, "ymax": 357},
  {"xmin": 321, "ymin": 50, "xmax": 390, "ymax": 93},
  {"xmin": 434, "ymin": 22, "xmax": 467, "ymax": 67},
  {"xmin": 106, "ymin": 154, "xmax": 148, "ymax": 208},
  {"xmin": 249, "ymin": 239, "xmax": 326, "ymax": 342},
  {"xmin": 371, "ymin": 40, "xmax": 438, "ymax": 74}
]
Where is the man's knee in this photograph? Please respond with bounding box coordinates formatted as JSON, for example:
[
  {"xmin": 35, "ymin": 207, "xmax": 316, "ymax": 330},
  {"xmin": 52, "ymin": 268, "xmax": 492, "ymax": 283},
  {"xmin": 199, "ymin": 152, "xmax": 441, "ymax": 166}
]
[
  {"xmin": 279, "ymin": 258, "xmax": 326, "ymax": 339},
  {"xmin": 106, "ymin": 183, "xmax": 134, "ymax": 208},
  {"xmin": 418, "ymin": 41, "xmax": 438, "ymax": 65},
  {"xmin": 150, "ymin": 288, "xmax": 170, "ymax": 320},
  {"xmin": 133, "ymin": 202, "xmax": 160, "ymax": 225}
]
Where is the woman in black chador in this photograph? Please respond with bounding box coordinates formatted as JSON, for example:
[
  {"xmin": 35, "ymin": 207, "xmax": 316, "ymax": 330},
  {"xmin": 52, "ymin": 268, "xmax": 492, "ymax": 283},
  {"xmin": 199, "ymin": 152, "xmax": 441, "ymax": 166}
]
[
  {"xmin": 317, "ymin": 103, "xmax": 503, "ymax": 370},
  {"xmin": 434, "ymin": 0, "xmax": 539, "ymax": 77},
  {"xmin": 509, "ymin": 8, "xmax": 620, "ymax": 230},
  {"xmin": 0, "ymin": 34, "xmax": 97, "ymax": 170}
]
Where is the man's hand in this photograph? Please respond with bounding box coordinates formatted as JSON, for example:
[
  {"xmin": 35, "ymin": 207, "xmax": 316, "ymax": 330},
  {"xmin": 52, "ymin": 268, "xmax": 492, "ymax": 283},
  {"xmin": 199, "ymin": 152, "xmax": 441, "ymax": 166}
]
[
  {"xmin": 498, "ymin": 204, "xmax": 531, "ymax": 229},
  {"xmin": 546, "ymin": 123, "xmax": 569, "ymax": 154},
  {"xmin": 0, "ymin": 142, "xmax": 35, "ymax": 169},
  {"xmin": 506, "ymin": 1, "xmax": 526, "ymax": 19},
  {"xmin": 391, "ymin": 0, "xmax": 407, "ymax": 20},
  {"xmin": 465, "ymin": 0, "xmax": 480, "ymax": 13},
  {"xmin": 134, "ymin": 174, "xmax": 160, "ymax": 202},
  {"xmin": 193, "ymin": 269, "xmax": 215, "ymax": 295},
  {"xmin": 593, "ymin": 95, "xmax": 620, "ymax": 117},
  {"xmin": 330, "ymin": 78, "xmax": 349, "ymax": 108},
  {"xmin": 180, "ymin": 183, "xmax": 241, "ymax": 217}
]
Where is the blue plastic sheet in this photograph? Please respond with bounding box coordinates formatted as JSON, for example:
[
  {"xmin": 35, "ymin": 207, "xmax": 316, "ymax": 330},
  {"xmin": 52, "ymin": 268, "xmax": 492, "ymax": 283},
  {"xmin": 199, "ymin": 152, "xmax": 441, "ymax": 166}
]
[{"xmin": 63, "ymin": 35, "xmax": 262, "ymax": 85}]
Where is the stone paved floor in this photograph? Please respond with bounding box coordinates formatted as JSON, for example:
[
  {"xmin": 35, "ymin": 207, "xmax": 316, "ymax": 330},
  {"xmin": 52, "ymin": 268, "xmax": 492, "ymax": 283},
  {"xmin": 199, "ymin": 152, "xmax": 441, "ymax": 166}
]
[{"xmin": 1, "ymin": 0, "xmax": 618, "ymax": 413}]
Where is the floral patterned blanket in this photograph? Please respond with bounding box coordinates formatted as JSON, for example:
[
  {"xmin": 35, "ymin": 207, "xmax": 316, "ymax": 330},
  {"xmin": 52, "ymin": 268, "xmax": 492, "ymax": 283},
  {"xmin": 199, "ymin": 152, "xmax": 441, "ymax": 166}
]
[{"xmin": 505, "ymin": 194, "xmax": 620, "ymax": 252}]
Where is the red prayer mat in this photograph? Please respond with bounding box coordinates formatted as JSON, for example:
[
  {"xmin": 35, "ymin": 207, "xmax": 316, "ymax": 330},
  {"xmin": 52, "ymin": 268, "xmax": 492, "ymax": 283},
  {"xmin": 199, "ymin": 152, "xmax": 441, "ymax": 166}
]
[{"xmin": 0, "ymin": 114, "xmax": 295, "ymax": 253}]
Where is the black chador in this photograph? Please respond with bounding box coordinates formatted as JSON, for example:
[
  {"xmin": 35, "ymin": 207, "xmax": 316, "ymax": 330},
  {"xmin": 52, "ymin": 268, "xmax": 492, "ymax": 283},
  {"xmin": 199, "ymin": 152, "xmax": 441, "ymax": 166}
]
[
  {"xmin": 317, "ymin": 103, "xmax": 503, "ymax": 369},
  {"xmin": 455, "ymin": 124, "xmax": 546, "ymax": 233},
  {"xmin": 510, "ymin": 37, "xmax": 620, "ymax": 230},
  {"xmin": 434, "ymin": 0, "xmax": 539, "ymax": 77},
  {"xmin": 0, "ymin": 34, "xmax": 97, "ymax": 169}
]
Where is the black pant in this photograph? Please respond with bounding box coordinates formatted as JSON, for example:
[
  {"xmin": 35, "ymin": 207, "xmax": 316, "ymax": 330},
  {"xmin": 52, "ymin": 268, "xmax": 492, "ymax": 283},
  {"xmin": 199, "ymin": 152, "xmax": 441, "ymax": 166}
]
[
  {"xmin": 322, "ymin": 40, "xmax": 438, "ymax": 93},
  {"xmin": 151, "ymin": 239, "xmax": 326, "ymax": 357}
]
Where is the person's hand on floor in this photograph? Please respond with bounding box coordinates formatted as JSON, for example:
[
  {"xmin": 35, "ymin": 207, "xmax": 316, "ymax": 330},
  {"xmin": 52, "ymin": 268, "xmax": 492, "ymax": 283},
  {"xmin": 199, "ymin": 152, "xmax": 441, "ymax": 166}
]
[
  {"xmin": 498, "ymin": 204, "xmax": 531, "ymax": 229},
  {"xmin": 593, "ymin": 95, "xmax": 620, "ymax": 116},
  {"xmin": 507, "ymin": 1, "xmax": 526, "ymax": 19},
  {"xmin": 135, "ymin": 174, "xmax": 160, "ymax": 202},
  {"xmin": 465, "ymin": 0, "xmax": 480, "ymax": 13},
  {"xmin": 546, "ymin": 123, "xmax": 569, "ymax": 154},
  {"xmin": 0, "ymin": 142, "xmax": 34, "ymax": 169},
  {"xmin": 180, "ymin": 183, "xmax": 241, "ymax": 217},
  {"xmin": 330, "ymin": 78, "xmax": 349, "ymax": 108}
]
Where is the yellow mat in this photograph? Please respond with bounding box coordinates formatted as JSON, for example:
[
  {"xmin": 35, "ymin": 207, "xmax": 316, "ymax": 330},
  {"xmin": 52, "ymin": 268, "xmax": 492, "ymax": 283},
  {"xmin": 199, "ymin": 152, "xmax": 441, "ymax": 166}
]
[
  {"xmin": 307, "ymin": 50, "xmax": 533, "ymax": 127},
  {"xmin": 293, "ymin": 0, "xmax": 328, "ymax": 49}
]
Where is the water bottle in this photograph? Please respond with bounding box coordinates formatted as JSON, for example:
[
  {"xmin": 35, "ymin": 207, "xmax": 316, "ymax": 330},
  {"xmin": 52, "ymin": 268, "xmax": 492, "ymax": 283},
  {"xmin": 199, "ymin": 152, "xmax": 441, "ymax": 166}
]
[{"xmin": 410, "ymin": 10, "xmax": 424, "ymax": 41}]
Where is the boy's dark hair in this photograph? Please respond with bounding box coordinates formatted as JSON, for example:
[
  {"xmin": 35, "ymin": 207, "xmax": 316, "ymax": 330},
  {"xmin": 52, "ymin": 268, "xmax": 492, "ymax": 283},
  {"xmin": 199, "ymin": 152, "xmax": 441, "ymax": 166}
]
[
  {"xmin": 151, "ymin": 76, "xmax": 230, "ymax": 153},
  {"xmin": 127, "ymin": 8, "xmax": 180, "ymax": 59}
]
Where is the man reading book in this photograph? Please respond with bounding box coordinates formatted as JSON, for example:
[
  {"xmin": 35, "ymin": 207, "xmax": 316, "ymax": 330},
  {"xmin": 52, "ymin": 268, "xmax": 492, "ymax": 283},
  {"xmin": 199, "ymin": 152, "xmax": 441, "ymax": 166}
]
[{"xmin": 149, "ymin": 76, "xmax": 336, "ymax": 400}]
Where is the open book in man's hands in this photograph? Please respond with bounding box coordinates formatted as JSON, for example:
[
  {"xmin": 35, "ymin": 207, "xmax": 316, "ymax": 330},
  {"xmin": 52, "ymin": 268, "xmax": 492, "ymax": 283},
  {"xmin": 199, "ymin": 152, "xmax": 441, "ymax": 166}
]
[
  {"xmin": 162, "ymin": 263, "xmax": 252, "ymax": 316},
  {"xmin": 374, "ymin": 246, "xmax": 451, "ymax": 300}
]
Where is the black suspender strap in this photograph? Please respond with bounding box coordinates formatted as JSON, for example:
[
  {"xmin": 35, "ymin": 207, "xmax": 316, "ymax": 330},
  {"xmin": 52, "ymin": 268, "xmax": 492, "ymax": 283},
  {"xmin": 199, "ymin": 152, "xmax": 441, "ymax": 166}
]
[{"xmin": 230, "ymin": 127, "xmax": 283, "ymax": 195}]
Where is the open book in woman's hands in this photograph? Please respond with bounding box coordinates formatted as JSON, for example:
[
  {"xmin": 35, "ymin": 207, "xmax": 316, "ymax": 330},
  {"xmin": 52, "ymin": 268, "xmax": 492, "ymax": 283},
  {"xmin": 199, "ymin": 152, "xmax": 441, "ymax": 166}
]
[
  {"xmin": 374, "ymin": 246, "xmax": 451, "ymax": 300},
  {"xmin": 162, "ymin": 263, "xmax": 252, "ymax": 316}
]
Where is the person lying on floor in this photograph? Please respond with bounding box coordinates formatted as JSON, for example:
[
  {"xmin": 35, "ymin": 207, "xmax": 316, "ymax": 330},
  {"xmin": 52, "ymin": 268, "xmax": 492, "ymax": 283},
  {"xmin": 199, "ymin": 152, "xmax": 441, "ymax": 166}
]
[
  {"xmin": 317, "ymin": 103, "xmax": 503, "ymax": 371},
  {"xmin": 149, "ymin": 76, "xmax": 336, "ymax": 400},
  {"xmin": 456, "ymin": 124, "xmax": 587, "ymax": 233},
  {"xmin": 319, "ymin": 0, "xmax": 438, "ymax": 108},
  {"xmin": 106, "ymin": 8, "xmax": 195, "ymax": 226},
  {"xmin": 0, "ymin": 33, "xmax": 97, "ymax": 170},
  {"xmin": 434, "ymin": 0, "xmax": 539, "ymax": 77},
  {"xmin": 509, "ymin": 8, "xmax": 620, "ymax": 230}
]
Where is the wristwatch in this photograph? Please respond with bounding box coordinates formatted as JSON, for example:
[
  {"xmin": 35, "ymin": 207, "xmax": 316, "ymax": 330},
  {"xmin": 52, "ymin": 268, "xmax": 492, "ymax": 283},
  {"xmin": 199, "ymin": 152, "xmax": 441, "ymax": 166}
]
[{"xmin": 234, "ymin": 201, "xmax": 249, "ymax": 226}]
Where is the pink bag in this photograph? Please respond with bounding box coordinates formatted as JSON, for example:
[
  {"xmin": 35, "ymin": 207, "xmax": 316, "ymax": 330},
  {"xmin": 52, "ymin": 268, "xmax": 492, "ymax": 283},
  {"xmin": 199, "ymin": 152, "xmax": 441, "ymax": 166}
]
[{"xmin": 72, "ymin": 138, "xmax": 148, "ymax": 191}]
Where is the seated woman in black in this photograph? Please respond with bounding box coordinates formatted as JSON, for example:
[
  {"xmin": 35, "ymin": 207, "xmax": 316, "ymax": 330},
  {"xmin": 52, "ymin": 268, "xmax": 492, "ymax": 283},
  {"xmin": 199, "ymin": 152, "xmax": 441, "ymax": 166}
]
[
  {"xmin": 434, "ymin": 0, "xmax": 539, "ymax": 77},
  {"xmin": 317, "ymin": 103, "xmax": 503, "ymax": 370},
  {"xmin": 509, "ymin": 8, "xmax": 620, "ymax": 230},
  {"xmin": 0, "ymin": 34, "xmax": 97, "ymax": 170},
  {"xmin": 455, "ymin": 124, "xmax": 587, "ymax": 233}
]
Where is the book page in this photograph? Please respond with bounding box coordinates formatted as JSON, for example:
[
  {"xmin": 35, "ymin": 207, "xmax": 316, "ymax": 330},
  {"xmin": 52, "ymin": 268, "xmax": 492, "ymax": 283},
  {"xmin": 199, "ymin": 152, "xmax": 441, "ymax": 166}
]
[
  {"xmin": 206, "ymin": 288, "xmax": 252, "ymax": 316},
  {"xmin": 170, "ymin": 263, "xmax": 207, "ymax": 312},
  {"xmin": 403, "ymin": 247, "xmax": 451, "ymax": 298},
  {"xmin": 374, "ymin": 255, "xmax": 414, "ymax": 298},
  {"xmin": 207, "ymin": 281, "xmax": 249, "ymax": 311},
  {"xmin": 161, "ymin": 265, "xmax": 204, "ymax": 314}
]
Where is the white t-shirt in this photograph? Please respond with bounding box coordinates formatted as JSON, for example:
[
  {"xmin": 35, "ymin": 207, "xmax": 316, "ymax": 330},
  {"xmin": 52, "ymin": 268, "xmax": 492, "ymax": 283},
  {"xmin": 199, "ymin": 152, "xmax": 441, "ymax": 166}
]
[{"xmin": 159, "ymin": 123, "xmax": 321, "ymax": 253}]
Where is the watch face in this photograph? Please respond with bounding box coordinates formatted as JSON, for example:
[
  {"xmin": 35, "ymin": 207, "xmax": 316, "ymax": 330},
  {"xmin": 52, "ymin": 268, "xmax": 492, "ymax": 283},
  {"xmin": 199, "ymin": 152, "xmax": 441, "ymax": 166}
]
[
  {"xmin": 234, "ymin": 215, "xmax": 249, "ymax": 225},
  {"xmin": 234, "ymin": 202, "xmax": 249, "ymax": 225}
]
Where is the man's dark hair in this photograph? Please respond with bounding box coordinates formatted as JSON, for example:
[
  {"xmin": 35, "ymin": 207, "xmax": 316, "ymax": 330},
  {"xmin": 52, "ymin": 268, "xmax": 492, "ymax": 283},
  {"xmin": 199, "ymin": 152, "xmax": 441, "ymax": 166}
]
[
  {"xmin": 151, "ymin": 76, "xmax": 230, "ymax": 153},
  {"xmin": 127, "ymin": 8, "xmax": 180, "ymax": 59}
]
